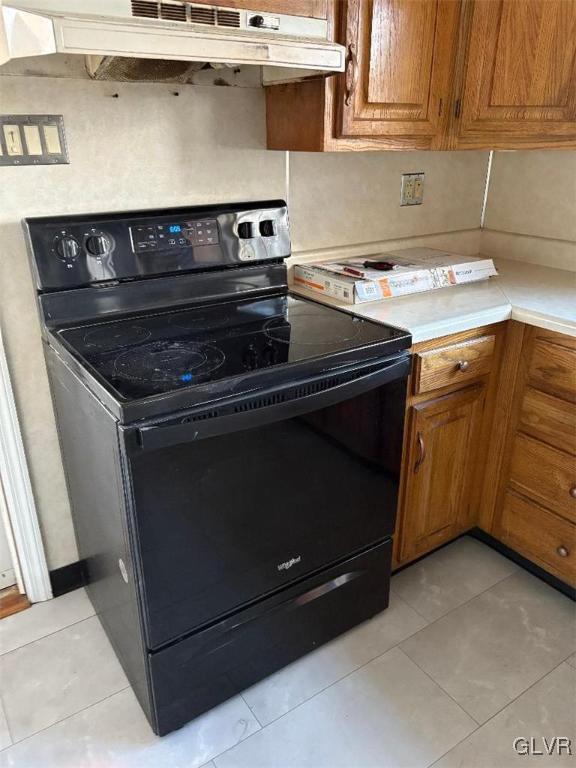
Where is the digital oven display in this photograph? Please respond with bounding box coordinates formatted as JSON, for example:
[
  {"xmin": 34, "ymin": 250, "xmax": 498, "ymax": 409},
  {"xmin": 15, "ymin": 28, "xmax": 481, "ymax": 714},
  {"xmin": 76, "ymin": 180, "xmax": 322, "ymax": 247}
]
[{"xmin": 130, "ymin": 219, "xmax": 219, "ymax": 253}]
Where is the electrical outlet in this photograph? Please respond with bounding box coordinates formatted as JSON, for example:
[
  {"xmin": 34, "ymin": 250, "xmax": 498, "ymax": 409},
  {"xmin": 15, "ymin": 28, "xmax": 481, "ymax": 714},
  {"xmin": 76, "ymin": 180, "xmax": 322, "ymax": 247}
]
[{"xmin": 401, "ymin": 172, "xmax": 425, "ymax": 206}]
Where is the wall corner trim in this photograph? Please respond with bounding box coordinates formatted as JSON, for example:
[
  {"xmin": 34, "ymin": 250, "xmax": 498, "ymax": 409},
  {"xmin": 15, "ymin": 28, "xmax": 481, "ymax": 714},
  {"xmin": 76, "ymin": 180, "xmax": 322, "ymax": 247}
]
[
  {"xmin": 480, "ymin": 150, "xmax": 494, "ymax": 230},
  {"xmin": 0, "ymin": 326, "xmax": 52, "ymax": 603}
]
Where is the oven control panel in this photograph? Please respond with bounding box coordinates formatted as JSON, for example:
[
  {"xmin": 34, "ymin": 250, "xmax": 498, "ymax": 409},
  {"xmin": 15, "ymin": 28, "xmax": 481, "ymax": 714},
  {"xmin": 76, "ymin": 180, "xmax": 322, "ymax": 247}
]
[
  {"xmin": 25, "ymin": 201, "xmax": 290, "ymax": 291},
  {"xmin": 130, "ymin": 220, "xmax": 219, "ymax": 253}
]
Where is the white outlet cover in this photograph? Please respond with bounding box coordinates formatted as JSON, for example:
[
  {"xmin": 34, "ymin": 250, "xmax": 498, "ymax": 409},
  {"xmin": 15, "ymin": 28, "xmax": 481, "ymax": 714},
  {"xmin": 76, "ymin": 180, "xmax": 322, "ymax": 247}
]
[{"xmin": 401, "ymin": 172, "xmax": 425, "ymax": 206}]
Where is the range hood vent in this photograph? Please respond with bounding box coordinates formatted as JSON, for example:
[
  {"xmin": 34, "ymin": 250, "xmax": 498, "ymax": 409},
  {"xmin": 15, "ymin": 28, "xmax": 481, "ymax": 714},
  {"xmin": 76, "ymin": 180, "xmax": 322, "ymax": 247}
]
[
  {"xmin": 131, "ymin": 1, "xmax": 158, "ymax": 19},
  {"xmin": 159, "ymin": 3, "xmax": 187, "ymax": 23},
  {"xmin": 131, "ymin": 2, "xmax": 239, "ymax": 28},
  {"xmin": 188, "ymin": 6, "xmax": 216, "ymax": 25},
  {"xmin": 2, "ymin": 1, "xmax": 345, "ymax": 78},
  {"xmin": 216, "ymin": 9, "xmax": 240, "ymax": 28}
]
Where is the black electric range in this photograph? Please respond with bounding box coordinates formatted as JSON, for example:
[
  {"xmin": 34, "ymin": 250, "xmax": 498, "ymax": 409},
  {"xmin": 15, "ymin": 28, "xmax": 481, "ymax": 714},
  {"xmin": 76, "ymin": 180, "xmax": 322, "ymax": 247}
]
[
  {"xmin": 25, "ymin": 200, "xmax": 411, "ymax": 735},
  {"xmin": 55, "ymin": 292, "xmax": 407, "ymax": 408}
]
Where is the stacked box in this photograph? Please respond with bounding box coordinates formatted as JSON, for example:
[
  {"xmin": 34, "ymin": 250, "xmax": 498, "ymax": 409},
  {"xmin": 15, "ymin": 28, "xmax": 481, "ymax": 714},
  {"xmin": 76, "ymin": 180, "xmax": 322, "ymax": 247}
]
[{"xmin": 293, "ymin": 247, "xmax": 498, "ymax": 305}]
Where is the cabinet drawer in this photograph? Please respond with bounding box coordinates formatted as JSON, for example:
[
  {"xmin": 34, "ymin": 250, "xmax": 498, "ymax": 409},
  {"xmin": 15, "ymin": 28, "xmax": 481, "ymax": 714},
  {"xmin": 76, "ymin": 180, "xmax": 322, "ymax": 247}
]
[
  {"xmin": 528, "ymin": 339, "xmax": 576, "ymax": 403},
  {"xmin": 509, "ymin": 434, "xmax": 576, "ymax": 523},
  {"xmin": 414, "ymin": 335, "xmax": 495, "ymax": 394},
  {"xmin": 499, "ymin": 491, "xmax": 576, "ymax": 586},
  {"xmin": 519, "ymin": 388, "xmax": 576, "ymax": 456}
]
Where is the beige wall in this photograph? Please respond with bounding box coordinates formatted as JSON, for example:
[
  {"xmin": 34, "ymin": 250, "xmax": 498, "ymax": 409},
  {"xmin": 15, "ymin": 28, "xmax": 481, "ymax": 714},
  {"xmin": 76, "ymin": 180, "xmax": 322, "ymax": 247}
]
[
  {"xmin": 0, "ymin": 62, "xmax": 491, "ymax": 571},
  {"xmin": 289, "ymin": 151, "xmax": 489, "ymax": 254},
  {"xmin": 481, "ymin": 151, "xmax": 576, "ymax": 271},
  {"xmin": 0, "ymin": 72, "xmax": 285, "ymax": 569}
]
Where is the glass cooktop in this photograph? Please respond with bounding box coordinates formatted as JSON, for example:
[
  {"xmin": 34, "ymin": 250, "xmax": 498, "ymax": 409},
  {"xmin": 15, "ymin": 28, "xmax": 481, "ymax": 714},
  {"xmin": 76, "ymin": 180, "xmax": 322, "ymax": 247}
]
[{"xmin": 58, "ymin": 294, "xmax": 407, "ymax": 400}]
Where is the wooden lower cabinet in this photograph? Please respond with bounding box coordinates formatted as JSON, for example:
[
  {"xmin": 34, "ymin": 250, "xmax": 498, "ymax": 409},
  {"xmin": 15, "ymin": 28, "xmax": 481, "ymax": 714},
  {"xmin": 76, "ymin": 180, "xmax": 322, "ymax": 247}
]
[
  {"xmin": 398, "ymin": 383, "xmax": 486, "ymax": 563},
  {"xmin": 495, "ymin": 491, "xmax": 576, "ymax": 586},
  {"xmin": 393, "ymin": 321, "xmax": 575, "ymax": 589},
  {"xmin": 485, "ymin": 325, "xmax": 576, "ymax": 587}
]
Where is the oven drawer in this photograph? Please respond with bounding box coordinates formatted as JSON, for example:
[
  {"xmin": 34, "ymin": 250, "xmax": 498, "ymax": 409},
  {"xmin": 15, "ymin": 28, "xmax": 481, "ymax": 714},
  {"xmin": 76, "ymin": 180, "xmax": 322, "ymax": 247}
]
[
  {"xmin": 414, "ymin": 335, "xmax": 495, "ymax": 394},
  {"xmin": 509, "ymin": 434, "xmax": 576, "ymax": 523},
  {"xmin": 148, "ymin": 540, "xmax": 391, "ymax": 736}
]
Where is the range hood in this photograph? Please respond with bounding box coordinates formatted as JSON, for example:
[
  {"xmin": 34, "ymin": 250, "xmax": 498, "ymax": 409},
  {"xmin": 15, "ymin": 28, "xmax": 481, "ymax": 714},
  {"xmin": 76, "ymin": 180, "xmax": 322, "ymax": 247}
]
[{"xmin": 1, "ymin": 1, "xmax": 345, "ymax": 78}]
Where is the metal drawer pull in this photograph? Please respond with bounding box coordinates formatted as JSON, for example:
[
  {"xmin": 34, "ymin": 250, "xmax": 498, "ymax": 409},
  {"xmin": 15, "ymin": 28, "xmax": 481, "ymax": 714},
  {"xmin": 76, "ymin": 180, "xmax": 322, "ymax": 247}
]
[
  {"xmin": 414, "ymin": 432, "xmax": 426, "ymax": 472},
  {"xmin": 556, "ymin": 546, "xmax": 570, "ymax": 558},
  {"xmin": 569, "ymin": 485, "xmax": 576, "ymax": 499},
  {"xmin": 457, "ymin": 360, "xmax": 470, "ymax": 372}
]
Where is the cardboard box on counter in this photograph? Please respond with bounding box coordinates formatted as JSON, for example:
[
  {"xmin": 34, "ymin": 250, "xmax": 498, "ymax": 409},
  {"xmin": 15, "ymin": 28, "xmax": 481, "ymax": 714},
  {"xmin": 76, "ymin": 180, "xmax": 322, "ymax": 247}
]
[{"xmin": 293, "ymin": 248, "xmax": 498, "ymax": 305}]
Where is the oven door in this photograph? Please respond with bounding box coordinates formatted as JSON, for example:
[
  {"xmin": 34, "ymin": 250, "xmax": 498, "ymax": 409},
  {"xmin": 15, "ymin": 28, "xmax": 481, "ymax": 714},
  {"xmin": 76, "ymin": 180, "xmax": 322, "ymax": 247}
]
[{"xmin": 122, "ymin": 354, "xmax": 410, "ymax": 649}]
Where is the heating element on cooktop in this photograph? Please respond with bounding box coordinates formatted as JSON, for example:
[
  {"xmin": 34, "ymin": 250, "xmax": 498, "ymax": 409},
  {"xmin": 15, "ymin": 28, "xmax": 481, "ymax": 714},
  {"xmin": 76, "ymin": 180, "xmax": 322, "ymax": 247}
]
[{"xmin": 56, "ymin": 295, "xmax": 391, "ymax": 400}]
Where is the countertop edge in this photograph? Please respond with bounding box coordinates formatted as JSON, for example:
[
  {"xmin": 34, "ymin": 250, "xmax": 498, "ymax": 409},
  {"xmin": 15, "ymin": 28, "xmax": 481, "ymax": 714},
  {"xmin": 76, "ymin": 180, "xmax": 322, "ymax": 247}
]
[{"xmin": 290, "ymin": 257, "xmax": 576, "ymax": 343}]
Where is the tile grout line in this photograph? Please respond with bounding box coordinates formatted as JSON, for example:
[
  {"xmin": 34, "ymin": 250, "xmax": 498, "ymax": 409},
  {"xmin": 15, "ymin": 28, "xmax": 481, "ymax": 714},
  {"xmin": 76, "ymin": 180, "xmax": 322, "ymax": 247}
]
[
  {"xmin": 0, "ymin": 686, "xmax": 131, "ymax": 754},
  {"xmin": 397, "ymin": 569, "xmax": 548, "ymax": 724},
  {"xmin": 394, "ymin": 567, "xmax": 515, "ymax": 626},
  {"xmin": 0, "ymin": 689, "xmax": 14, "ymax": 748},
  {"xmin": 2, "ymin": 543, "xmax": 566, "ymax": 763},
  {"xmin": 396, "ymin": 646, "xmax": 483, "ymax": 727},
  {"xmin": 239, "ymin": 692, "xmax": 263, "ymax": 731},
  {"xmin": 389, "ymin": 586, "xmax": 431, "ymax": 623},
  {"xmin": 426, "ymin": 655, "xmax": 576, "ymax": 768},
  {"xmin": 214, "ymin": 551, "xmax": 538, "ymax": 760},
  {"xmin": 208, "ymin": 555, "xmax": 529, "ymax": 764},
  {"xmin": 392, "ymin": 551, "xmax": 521, "ymax": 630},
  {"xmin": 234, "ymin": 591, "xmax": 435, "ymax": 731},
  {"xmin": 210, "ymin": 591, "xmax": 483, "ymax": 766},
  {"xmin": 0, "ymin": 610, "xmax": 96, "ymax": 658}
]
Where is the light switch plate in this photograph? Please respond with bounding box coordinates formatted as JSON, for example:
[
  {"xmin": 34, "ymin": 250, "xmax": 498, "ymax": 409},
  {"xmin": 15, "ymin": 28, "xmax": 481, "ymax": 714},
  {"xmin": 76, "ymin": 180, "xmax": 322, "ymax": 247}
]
[
  {"xmin": 0, "ymin": 115, "xmax": 69, "ymax": 166},
  {"xmin": 401, "ymin": 172, "xmax": 425, "ymax": 206}
]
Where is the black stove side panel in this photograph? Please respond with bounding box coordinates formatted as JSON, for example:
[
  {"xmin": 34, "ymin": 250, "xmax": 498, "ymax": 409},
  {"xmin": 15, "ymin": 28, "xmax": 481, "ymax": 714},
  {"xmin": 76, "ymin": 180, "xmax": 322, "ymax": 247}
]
[{"xmin": 45, "ymin": 345, "xmax": 154, "ymax": 730}]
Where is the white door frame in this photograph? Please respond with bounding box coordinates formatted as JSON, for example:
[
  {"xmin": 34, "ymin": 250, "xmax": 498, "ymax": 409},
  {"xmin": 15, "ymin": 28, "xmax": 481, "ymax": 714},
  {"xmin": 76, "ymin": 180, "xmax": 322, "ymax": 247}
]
[{"xmin": 0, "ymin": 325, "xmax": 52, "ymax": 602}]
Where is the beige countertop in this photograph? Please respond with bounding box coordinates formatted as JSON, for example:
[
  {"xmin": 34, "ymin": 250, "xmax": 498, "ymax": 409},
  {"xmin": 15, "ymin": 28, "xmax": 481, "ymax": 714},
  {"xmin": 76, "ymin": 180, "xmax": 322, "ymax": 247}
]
[{"xmin": 290, "ymin": 257, "xmax": 576, "ymax": 343}]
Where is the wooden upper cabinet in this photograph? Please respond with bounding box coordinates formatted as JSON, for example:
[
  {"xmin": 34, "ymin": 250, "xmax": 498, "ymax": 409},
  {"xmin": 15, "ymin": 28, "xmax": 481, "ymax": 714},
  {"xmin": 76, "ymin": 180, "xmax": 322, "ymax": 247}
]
[
  {"xmin": 455, "ymin": 0, "xmax": 576, "ymax": 147},
  {"xmin": 336, "ymin": 0, "xmax": 460, "ymax": 146},
  {"xmin": 265, "ymin": 0, "xmax": 576, "ymax": 150}
]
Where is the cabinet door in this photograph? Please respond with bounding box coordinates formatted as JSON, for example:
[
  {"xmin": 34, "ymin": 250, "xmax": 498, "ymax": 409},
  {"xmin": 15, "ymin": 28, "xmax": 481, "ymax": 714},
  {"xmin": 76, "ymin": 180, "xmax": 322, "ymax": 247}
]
[
  {"xmin": 400, "ymin": 384, "xmax": 485, "ymax": 561},
  {"xmin": 456, "ymin": 0, "xmax": 576, "ymax": 148},
  {"xmin": 336, "ymin": 0, "xmax": 461, "ymax": 147}
]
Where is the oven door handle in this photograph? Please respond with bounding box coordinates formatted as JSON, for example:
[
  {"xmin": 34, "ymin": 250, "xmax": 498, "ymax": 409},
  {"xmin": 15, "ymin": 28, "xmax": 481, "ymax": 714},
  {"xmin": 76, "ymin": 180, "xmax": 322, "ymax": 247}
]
[{"xmin": 134, "ymin": 354, "xmax": 411, "ymax": 452}]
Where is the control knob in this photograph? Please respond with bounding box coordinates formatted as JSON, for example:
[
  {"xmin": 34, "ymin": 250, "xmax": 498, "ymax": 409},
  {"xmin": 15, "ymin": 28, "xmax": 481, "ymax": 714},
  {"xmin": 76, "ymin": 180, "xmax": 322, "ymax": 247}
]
[
  {"xmin": 259, "ymin": 219, "xmax": 276, "ymax": 237},
  {"xmin": 249, "ymin": 15, "xmax": 265, "ymax": 27},
  {"xmin": 55, "ymin": 236, "xmax": 79, "ymax": 261},
  {"xmin": 85, "ymin": 234, "xmax": 112, "ymax": 257},
  {"xmin": 238, "ymin": 222, "xmax": 254, "ymax": 240}
]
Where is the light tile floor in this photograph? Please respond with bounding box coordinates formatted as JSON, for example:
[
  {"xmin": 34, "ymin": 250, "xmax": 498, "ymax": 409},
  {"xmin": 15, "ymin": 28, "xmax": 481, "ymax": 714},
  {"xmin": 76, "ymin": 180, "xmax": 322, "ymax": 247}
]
[{"xmin": 0, "ymin": 536, "xmax": 574, "ymax": 768}]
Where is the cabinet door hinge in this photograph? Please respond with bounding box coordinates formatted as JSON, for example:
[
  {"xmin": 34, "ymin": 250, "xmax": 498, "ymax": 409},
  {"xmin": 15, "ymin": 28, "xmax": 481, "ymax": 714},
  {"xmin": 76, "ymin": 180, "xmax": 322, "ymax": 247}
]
[{"xmin": 454, "ymin": 99, "xmax": 462, "ymax": 119}]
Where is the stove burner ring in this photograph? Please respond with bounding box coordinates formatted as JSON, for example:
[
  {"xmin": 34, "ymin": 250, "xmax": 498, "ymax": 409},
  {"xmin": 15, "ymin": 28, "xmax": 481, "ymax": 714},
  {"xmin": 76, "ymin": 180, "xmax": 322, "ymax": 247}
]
[
  {"xmin": 263, "ymin": 313, "xmax": 362, "ymax": 346},
  {"xmin": 169, "ymin": 312, "xmax": 235, "ymax": 332},
  {"xmin": 83, "ymin": 324, "xmax": 151, "ymax": 350},
  {"xmin": 113, "ymin": 341, "xmax": 225, "ymax": 384}
]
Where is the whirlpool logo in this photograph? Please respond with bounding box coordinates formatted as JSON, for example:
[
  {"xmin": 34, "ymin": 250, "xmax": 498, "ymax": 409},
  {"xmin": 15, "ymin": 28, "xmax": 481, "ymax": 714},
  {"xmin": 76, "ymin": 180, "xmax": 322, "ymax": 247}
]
[{"xmin": 277, "ymin": 556, "xmax": 302, "ymax": 572}]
